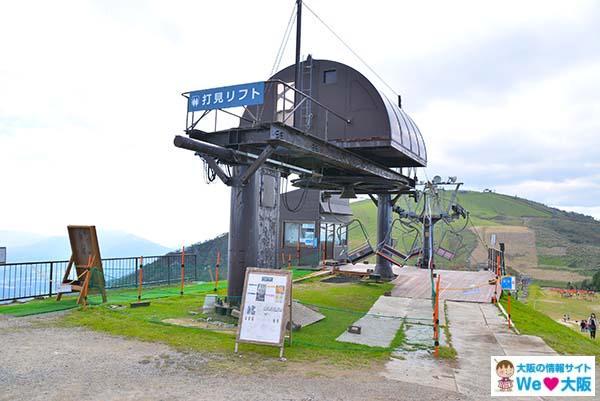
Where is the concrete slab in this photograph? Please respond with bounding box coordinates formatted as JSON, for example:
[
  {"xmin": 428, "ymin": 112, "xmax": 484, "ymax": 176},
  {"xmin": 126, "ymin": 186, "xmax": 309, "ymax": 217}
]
[
  {"xmin": 447, "ymin": 301, "xmax": 556, "ymax": 400},
  {"xmin": 403, "ymin": 323, "xmax": 447, "ymax": 349},
  {"xmin": 336, "ymin": 297, "xmax": 405, "ymax": 348},
  {"xmin": 291, "ymin": 301, "xmax": 325, "ymax": 328},
  {"xmin": 337, "ymin": 296, "xmax": 443, "ymax": 348},
  {"xmin": 383, "ymin": 351, "xmax": 458, "ymax": 392}
]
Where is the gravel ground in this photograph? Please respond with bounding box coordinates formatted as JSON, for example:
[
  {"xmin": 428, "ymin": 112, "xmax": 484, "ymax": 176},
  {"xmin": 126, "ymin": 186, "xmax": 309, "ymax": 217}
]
[{"xmin": 0, "ymin": 313, "xmax": 468, "ymax": 401}]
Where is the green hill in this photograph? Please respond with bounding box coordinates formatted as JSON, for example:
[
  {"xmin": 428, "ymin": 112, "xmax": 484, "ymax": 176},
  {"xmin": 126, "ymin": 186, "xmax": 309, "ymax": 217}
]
[
  {"xmin": 349, "ymin": 190, "xmax": 600, "ymax": 285},
  {"xmin": 111, "ymin": 234, "xmax": 229, "ymax": 287}
]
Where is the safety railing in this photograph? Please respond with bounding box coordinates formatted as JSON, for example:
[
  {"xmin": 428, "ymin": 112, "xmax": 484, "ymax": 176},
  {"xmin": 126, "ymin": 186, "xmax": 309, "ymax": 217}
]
[
  {"xmin": 183, "ymin": 79, "xmax": 352, "ymax": 138},
  {"xmin": 0, "ymin": 254, "xmax": 199, "ymax": 302}
]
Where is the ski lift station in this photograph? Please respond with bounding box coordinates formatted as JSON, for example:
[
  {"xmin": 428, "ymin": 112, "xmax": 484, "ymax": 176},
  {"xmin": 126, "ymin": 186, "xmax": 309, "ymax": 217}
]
[{"xmin": 174, "ymin": 3, "xmax": 427, "ymax": 301}]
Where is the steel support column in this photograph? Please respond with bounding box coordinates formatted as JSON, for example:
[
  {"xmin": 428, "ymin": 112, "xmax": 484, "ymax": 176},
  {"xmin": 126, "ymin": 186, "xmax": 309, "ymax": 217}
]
[
  {"xmin": 375, "ymin": 193, "xmax": 394, "ymax": 280},
  {"xmin": 227, "ymin": 166, "xmax": 281, "ymax": 303}
]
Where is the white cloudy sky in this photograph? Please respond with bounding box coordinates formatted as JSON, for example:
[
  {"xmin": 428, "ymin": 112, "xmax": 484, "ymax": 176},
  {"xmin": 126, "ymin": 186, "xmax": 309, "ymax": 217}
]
[{"xmin": 1, "ymin": 0, "xmax": 599, "ymax": 248}]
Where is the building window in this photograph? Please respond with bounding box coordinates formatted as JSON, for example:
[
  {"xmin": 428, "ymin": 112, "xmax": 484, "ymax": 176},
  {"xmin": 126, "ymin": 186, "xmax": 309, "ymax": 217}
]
[
  {"xmin": 323, "ymin": 69, "xmax": 337, "ymax": 84},
  {"xmin": 284, "ymin": 222, "xmax": 300, "ymax": 246},
  {"xmin": 301, "ymin": 223, "xmax": 316, "ymax": 248},
  {"xmin": 284, "ymin": 222, "xmax": 316, "ymax": 248}
]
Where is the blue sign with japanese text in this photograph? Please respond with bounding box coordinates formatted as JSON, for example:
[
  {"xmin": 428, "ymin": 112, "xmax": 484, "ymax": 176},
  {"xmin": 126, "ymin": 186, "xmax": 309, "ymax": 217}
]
[
  {"xmin": 187, "ymin": 81, "xmax": 264, "ymax": 112},
  {"xmin": 501, "ymin": 276, "xmax": 516, "ymax": 291}
]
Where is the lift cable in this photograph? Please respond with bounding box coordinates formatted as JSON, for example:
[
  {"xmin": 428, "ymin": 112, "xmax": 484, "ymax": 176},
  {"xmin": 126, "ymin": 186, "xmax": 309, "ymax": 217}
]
[
  {"xmin": 281, "ymin": 174, "xmax": 311, "ymax": 212},
  {"xmin": 269, "ymin": 2, "xmax": 298, "ymax": 77},
  {"xmin": 303, "ymin": 1, "xmax": 399, "ymax": 98}
]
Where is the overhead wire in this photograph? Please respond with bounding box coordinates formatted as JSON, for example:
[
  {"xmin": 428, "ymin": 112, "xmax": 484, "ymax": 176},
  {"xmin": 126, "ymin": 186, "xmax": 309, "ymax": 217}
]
[
  {"xmin": 302, "ymin": 1, "xmax": 399, "ymax": 98},
  {"xmin": 269, "ymin": 3, "xmax": 298, "ymax": 77}
]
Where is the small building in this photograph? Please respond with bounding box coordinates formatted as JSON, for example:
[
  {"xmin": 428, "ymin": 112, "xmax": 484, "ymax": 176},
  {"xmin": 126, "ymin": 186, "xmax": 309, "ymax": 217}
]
[{"xmin": 280, "ymin": 189, "xmax": 352, "ymax": 267}]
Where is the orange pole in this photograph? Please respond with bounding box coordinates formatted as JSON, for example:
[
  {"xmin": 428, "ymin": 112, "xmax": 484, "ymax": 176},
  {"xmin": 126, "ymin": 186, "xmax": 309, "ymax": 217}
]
[
  {"xmin": 434, "ymin": 274, "xmax": 441, "ymax": 357},
  {"xmin": 180, "ymin": 246, "xmax": 185, "ymax": 295},
  {"xmin": 214, "ymin": 251, "xmax": 220, "ymax": 292},
  {"xmin": 496, "ymin": 253, "xmax": 501, "ymax": 277},
  {"xmin": 508, "ymin": 292, "xmax": 512, "ymax": 329},
  {"xmin": 296, "ymin": 240, "xmax": 301, "ymax": 266},
  {"xmin": 288, "ymin": 253, "xmax": 292, "ymax": 270},
  {"xmin": 138, "ymin": 256, "xmax": 143, "ymax": 301}
]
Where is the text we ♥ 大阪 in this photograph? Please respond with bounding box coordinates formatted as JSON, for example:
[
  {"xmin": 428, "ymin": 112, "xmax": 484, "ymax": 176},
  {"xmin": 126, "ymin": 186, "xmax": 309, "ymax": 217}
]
[{"xmin": 491, "ymin": 356, "xmax": 595, "ymax": 397}]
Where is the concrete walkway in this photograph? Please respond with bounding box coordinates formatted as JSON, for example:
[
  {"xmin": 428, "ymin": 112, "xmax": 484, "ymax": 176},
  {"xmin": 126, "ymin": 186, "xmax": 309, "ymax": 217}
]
[
  {"xmin": 448, "ymin": 301, "xmax": 558, "ymax": 400},
  {"xmin": 383, "ymin": 301, "xmax": 563, "ymax": 400},
  {"xmin": 337, "ymin": 296, "xmax": 444, "ymax": 348}
]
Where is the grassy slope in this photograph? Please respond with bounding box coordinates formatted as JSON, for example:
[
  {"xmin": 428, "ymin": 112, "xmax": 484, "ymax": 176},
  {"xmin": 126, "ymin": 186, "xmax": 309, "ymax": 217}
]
[
  {"xmin": 44, "ymin": 278, "xmax": 400, "ymax": 366},
  {"xmin": 500, "ymin": 294, "xmax": 600, "ymax": 357},
  {"xmin": 350, "ymin": 191, "xmax": 600, "ymax": 278},
  {"xmin": 349, "ymin": 190, "xmax": 551, "ymax": 268},
  {"xmin": 526, "ymin": 285, "xmax": 600, "ymax": 324}
]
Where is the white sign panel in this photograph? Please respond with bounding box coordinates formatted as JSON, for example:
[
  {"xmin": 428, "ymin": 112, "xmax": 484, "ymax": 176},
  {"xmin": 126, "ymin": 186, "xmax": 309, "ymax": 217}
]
[
  {"xmin": 237, "ymin": 268, "xmax": 291, "ymax": 346},
  {"xmin": 491, "ymin": 355, "xmax": 595, "ymax": 397}
]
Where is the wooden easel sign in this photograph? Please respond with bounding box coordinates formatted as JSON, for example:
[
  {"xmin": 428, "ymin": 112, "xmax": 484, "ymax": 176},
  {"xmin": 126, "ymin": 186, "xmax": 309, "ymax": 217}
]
[
  {"xmin": 235, "ymin": 268, "xmax": 292, "ymax": 359},
  {"xmin": 56, "ymin": 225, "xmax": 107, "ymax": 306}
]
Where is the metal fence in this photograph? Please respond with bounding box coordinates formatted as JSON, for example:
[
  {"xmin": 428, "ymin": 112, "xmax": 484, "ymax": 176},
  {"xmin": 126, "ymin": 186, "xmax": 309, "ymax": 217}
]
[{"xmin": 0, "ymin": 254, "xmax": 199, "ymax": 302}]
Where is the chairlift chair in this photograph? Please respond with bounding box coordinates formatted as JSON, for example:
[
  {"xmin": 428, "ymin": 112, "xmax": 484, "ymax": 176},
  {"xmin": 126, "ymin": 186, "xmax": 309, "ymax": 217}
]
[
  {"xmin": 375, "ymin": 219, "xmax": 421, "ymax": 267},
  {"xmin": 434, "ymin": 228, "xmax": 463, "ymax": 261},
  {"xmin": 342, "ymin": 219, "xmax": 375, "ymax": 264}
]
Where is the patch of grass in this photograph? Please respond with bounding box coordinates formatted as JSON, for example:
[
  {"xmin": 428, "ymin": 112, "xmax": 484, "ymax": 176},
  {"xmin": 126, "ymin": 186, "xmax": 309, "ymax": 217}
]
[
  {"xmin": 499, "ymin": 293, "xmax": 600, "ymax": 357},
  {"xmin": 0, "ymin": 281, "xmax": 228, "ymax": 317},
  {"xmin": 58, "ymin": 279, "xmax": 399, "ymax": 366},
  {"xmin": 290, "ymin": 268, "xmax": 318, "ymax": 280},
  {"xmin": 538, "ymin": 255, "xmax": 568, "ymax": 267},
  {"xmin": 439, "ymin": 301, "xmax": 457, "ymax": 360}
]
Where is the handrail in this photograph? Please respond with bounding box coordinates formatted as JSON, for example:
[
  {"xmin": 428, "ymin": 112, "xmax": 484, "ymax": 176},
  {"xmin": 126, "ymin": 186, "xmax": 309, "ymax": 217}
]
[{"xmin": 265, "ymin": 79, "xmax": 352, "ymax": 124}]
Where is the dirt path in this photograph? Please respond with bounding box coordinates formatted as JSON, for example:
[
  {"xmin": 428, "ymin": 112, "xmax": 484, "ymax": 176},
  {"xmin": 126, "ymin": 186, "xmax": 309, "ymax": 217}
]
[{"xmin": 0, "ymin": 313, "xmax": 466, "ymax": 401}]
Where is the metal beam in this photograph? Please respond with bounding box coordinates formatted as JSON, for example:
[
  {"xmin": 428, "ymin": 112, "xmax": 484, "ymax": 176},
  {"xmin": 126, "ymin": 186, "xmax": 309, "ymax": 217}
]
[
  {"xmin": 174, "ymin": 135, "xmax": 240, "ymax": 162},
  {"xmin": 203, "ymin": 156, "xmax": 231, "ymax": 186},
  {"xmin": 239, "ymin": 145, "xmax": 275, "ymax": 185},
  {"xmin": 267, "ymin": 125, "xmax": 409, "ymax": 184}
]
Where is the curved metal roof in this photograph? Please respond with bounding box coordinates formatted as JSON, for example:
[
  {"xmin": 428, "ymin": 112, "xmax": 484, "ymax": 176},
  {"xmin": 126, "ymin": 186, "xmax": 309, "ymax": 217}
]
[
  {"xmin": 379, "ymin": 91, "xmax": 427, "ymax": 165},
  {"xmin": 241, "ymin": 58, "xmax": 427, "ymax": 168}
]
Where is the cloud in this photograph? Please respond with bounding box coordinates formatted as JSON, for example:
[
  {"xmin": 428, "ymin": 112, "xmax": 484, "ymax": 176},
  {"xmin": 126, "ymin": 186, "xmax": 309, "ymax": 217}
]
[{"xmin": 0, "ymin": 0, "xmax": 598, "ymax": 247}]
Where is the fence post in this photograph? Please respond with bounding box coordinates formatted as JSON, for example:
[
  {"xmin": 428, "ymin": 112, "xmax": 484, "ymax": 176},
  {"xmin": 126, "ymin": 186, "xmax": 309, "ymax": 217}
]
[
  {"xmin": 180, "ymin": 246, "xmax": 185, "ymax": 296},
  {"xmin": 49, "ymin": 262, "xmax": 54, "ymax": 297},
  {"xmin": 138, "ymin": 256, "xmax": 144, "ymax": 301},
  {"xmin": 499, "ymin": 242, "xmax": 506, "ymax": 275},
  {"xmin": 135, "ymin": 258, "xmax": 139, "ymax": 287},
  {"xmin": 214, "ymin": 251, "xmax": 220, "ymax": 292},
  {"xmin": 167, "ymin": 256, "xmax": 171, "ymax": 285}
]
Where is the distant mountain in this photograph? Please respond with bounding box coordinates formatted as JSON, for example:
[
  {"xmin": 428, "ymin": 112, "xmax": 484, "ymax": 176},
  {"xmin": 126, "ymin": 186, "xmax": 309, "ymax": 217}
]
[
  {"xmin": 2, "ymin": 230, "xmax": 171, "ymax": 263},
  {"xmin": 111, "ymin": 233, "xmax": 228, "ymax": 286},
  {"xmin": 0, "ymin": 230, "xmax": 46, "ymax": 248}
]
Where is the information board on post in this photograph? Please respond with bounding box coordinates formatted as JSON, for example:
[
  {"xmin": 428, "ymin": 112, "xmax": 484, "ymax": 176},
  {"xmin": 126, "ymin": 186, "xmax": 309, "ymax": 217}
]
[{"xmin": 235, "ymin": 267, "xmax": 292, "ymax": 358}]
